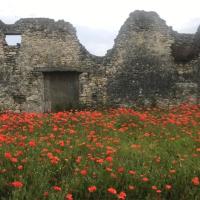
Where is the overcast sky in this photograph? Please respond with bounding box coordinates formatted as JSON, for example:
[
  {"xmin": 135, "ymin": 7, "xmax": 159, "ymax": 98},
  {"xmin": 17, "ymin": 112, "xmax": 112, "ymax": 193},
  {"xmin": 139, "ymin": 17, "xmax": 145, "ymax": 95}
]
[{"xmin": 0, "ymin": 0, "xmax": 200, "ymax": 56}]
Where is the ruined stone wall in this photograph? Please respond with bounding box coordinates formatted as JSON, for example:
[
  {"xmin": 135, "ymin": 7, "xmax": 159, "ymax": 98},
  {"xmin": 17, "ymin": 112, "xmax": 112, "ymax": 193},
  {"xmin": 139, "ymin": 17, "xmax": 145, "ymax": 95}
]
[
  {"xmin": 104, "ymin": 11, "xmax": 177, "ymax": 106},
  {"xmin": 101, "ymin": 11, "xmax": 200, "ymax": 107},
  {"xmin": 0, "ymin": 18, "xmax": 104, "ymax": 112},
  {"xmin": 0, "ymin": 11, "xmax": 200, "ymax": 112},
  {"xmin": 171, "ymin": 30, "xmax": 199, "ymax": 104}
]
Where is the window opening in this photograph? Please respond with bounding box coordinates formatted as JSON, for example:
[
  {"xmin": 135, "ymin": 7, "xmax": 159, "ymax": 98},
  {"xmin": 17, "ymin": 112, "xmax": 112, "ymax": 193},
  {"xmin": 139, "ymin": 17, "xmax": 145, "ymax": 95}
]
[{"xmin": 5, "ymin": 35, "xmax": 22, "ymax": 47}]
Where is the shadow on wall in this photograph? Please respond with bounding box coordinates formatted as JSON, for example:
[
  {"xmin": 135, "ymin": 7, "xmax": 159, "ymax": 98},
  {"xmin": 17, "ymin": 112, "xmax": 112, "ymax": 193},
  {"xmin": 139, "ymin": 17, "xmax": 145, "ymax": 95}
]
[
  {"xmin": 171, "ymin": 32, "xmax": 200, "ymax": 63},
  {"xmin": 107, "ymin": 55, "xmax": 178, "ymax": 105}
]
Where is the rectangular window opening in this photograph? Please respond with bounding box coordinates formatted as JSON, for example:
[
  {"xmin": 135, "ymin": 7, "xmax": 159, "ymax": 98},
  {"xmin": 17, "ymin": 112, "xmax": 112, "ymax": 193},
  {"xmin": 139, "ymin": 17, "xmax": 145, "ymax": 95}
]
[{"xmin": 5, "ymin": 34, "xmax": 22, "ymax": 47}]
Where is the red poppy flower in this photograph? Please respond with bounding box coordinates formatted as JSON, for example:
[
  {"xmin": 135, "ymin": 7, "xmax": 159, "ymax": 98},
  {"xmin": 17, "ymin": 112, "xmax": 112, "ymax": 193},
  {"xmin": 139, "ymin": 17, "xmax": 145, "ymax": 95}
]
[
  {"xmin": 80, "ymin": 169, "xmax": 87, "ymax": 176},
  {"xmin": 128, "ymin": 170, "xmax": 136, "ymax": 175},
  {"xmin": 142, "ymin": 177, "xmax": 149, "ymax": 182},
  {"xmin": 108, "ymin": 187, "xmax": 117, "ymax": 194},
  {"xmin": 151, "ymin": 185, "xmax": 157, "ymax": 190},
  {"xmin": 17, "ymin": 165, "xmax": 23, "ymax": 170},
  {"xmin": 105, "ymin": 156, "xmax": 113, "ymax": 162},
  {"xmin": 165, "ymin": 184, "xmax": 172, "ymax": 190},
  {"xmin": 128, "ymin": 185, "xmax": 136, "ymax": 190},
  {"xmin": 10, "ymin": 181, "xmax": 23, "ymax": 188},
  {"xmin": 88, "ymin": 186, "xmax": 97, "ymax": 192},
  {"xmin": 5, "ymin": 152, "xmax": 12, "ymax": 159},
  {"xmin": 52, "ymin": 186, "xmax": 62, "ymax": 191},
  {"xmin": 65, "ymin": 193, "xmax": 73, "ymax": 200},
  {"xmin": 192, "ymin": 177, "xmax": 200, "ymax": 186},
  {"xmin": 118, "ymin": 191, "xmax": 126, "ymax": 199},
  {"xmin": 29, "ymin": 140, "xmax": 36, "ymax": 147}
]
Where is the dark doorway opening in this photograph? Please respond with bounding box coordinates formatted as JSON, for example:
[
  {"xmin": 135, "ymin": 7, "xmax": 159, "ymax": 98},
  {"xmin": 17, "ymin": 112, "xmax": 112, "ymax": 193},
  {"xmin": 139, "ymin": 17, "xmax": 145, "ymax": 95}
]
[{"xmin": 43, "ymin": 71, "xmax": 79, "ymax": 112}]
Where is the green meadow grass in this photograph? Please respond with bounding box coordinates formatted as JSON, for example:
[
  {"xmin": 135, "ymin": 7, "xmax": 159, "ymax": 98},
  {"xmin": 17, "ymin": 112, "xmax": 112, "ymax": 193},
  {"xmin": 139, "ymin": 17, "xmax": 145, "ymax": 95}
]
[{"xmin": 0, "ymin": 104, "xmax": 200, "ymax": 200}]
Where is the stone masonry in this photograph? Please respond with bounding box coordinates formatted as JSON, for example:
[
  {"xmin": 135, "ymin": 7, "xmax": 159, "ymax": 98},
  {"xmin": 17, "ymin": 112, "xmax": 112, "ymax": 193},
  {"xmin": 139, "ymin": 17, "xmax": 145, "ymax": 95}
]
[{"xmin": 0, "ymin": 10, "xmax": 200, "ymax": 112}]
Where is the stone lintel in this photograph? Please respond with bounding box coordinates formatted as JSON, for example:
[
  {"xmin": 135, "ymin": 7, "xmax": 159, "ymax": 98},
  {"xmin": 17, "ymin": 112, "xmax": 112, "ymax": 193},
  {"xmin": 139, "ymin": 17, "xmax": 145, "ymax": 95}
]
[{"xmin": 34, "ymin": 67, "xmax": 84, "ymax": 73}]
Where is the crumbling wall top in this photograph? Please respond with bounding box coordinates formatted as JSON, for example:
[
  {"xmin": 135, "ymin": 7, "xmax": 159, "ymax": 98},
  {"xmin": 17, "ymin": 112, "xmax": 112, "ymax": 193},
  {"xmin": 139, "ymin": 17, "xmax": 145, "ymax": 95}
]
[
  {"xmin": 105, "ymin": 10, "xmax": 173, "ymax": 60},
  {"xmin": 121, "ymin": 10, "xmax": 169, "ymax": 32},
  {"xmin": 0, "ymin": 18, "xmax": 76, "ymax": 35}
]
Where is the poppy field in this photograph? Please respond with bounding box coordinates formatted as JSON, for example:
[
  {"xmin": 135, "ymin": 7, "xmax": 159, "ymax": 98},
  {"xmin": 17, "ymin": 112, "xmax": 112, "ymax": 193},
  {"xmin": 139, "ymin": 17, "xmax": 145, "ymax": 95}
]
[{"xmin": 0, "ymin": 104, "xmax": 200, "ymax": 200}]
